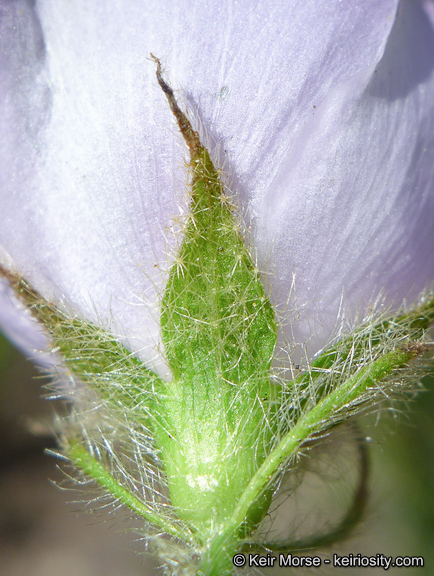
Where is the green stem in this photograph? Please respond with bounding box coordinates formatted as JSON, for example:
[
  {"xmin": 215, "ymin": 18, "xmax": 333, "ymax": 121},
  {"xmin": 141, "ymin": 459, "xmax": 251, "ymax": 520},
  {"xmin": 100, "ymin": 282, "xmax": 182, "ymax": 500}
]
[
  {"xmin": 243, "ymin": 424, "xmax": 369, "ymax": 552},
  {"xmin": 67, "ymin": 442, "xmax": 191, "ymax": 542}
]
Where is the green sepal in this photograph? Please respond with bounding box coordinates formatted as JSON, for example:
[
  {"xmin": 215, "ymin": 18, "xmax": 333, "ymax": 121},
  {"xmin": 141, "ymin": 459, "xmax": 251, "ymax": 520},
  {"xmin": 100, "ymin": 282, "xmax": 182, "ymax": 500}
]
[
  {"xmin": 291, "ymin": 297, "xmax": 434, "ymax": 417},
  {"xmin": 161, "ymin": 146, "xmax": 276, "ymax": 388},
  {"xmin": 0, "ymin": 266, "xmax": 163, "ymax": 425},
  {"xmin": 152, "ymin": 60, "xmax": 279, "ymax": 535}
]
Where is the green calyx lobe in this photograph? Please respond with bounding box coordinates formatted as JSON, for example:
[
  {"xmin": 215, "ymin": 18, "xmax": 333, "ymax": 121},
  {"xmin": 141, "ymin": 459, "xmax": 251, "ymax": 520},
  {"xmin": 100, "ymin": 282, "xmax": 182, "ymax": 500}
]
[
  {"xmin": 0, "ymin": 267, "xmax": 163, "ymax": 426},
  {"xmin": 154, "ymin": 59, "xmax": 278, "ymax": 535}
]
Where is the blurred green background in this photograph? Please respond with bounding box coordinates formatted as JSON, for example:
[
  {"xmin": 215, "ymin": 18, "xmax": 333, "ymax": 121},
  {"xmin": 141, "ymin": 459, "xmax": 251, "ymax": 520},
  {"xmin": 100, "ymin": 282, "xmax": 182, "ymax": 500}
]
[{"xmin": 0, "ymin": 329, "xmax": 432, "ymax": 575}]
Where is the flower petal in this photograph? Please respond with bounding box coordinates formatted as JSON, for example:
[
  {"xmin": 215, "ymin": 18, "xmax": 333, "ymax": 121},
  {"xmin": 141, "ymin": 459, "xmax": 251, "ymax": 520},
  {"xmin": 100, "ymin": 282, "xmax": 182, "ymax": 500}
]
[{"xmin": 3, "ymin": 0, "xmax": 434, "ymax": 374}]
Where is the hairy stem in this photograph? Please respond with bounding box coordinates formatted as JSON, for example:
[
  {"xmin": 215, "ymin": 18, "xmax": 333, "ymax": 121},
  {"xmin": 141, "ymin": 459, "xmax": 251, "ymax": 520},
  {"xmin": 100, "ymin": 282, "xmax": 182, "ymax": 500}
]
[{"xmin": 67, "ymin": 442, "xmax": 191, "ymax": 542}]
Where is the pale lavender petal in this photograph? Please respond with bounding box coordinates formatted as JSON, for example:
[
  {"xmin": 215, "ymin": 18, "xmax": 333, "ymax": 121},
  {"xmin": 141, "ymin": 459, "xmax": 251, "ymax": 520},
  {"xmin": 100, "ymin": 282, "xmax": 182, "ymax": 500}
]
[{"xmin": 258, "ymin": 0, "xmax": 434, "ymax": 356}]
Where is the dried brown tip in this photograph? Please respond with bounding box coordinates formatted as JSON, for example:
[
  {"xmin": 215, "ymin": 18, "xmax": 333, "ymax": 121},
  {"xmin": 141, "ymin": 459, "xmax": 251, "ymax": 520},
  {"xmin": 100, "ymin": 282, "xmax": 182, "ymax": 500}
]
[
  {"xmin": 150, "ymin": 54, "xmax": 201, "ymax": 155},
  {"xmin": 0, "ymin": 263, "xmax": 20, "ymax": 288}
]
